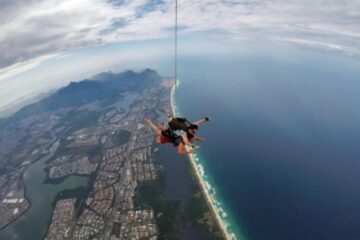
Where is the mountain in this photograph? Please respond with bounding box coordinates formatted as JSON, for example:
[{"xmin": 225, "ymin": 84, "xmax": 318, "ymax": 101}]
[{"xmin": 9, "ymin": 69, "xmax": 161, "ymax": 121}]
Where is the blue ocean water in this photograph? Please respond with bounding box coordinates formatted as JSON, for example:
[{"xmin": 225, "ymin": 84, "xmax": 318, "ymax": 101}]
[{"xmin": 175, "ymin": 44, "xmax": 360, "ymax": 240}]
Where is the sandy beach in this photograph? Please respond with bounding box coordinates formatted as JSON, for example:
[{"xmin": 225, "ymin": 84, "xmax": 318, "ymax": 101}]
[{"xmin": 170, "ymin": 82, "xmax": 235, "ymax": 240}]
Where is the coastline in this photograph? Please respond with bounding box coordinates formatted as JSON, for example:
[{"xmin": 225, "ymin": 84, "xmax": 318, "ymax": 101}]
[
  {"xmin": 170, "ymin": 82, "xmax": 236, "ymax": 240},
  {"xmin": 0, "ymin": 140, "xmax": 89, "ymax": 239},
  {"xmin": 0, "ymin": 192, "xmax": 31, "ymax": 231},
  {"xmin": 0, "ymin": 151, "xmax": 53, "ymax": 231}
]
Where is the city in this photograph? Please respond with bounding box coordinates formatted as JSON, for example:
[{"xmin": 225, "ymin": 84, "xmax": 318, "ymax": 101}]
[{"xmin": 0, "ymin": 70, "xmax": 220, "ymax": 239}]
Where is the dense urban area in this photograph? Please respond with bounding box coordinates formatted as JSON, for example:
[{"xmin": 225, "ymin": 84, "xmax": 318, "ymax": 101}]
[{"xmin": 0, "ymin": 70, "xmax": 222, "ymax": 239}]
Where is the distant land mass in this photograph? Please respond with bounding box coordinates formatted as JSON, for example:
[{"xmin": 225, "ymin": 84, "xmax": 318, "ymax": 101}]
[
  {"xmin": 0, "ymin": 90, "xmax": 55, "ymax": 119},
  {"xmin": 0, "ymin": 69, "xmax": 222, "ymax": 240}
]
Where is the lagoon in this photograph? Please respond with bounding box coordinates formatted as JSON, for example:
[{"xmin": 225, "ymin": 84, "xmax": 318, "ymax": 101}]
[{"xmin": 0, "ymin": 142, "xmax": 89, "ymax": 240}]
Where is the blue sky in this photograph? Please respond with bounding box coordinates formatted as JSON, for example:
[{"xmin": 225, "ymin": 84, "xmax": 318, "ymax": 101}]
[{"xmin": 1, "ymin": 0, "xmax": 360, "ymax": 115}]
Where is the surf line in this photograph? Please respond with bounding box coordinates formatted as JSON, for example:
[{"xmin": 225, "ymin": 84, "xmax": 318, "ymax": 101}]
[{"xmin": 170, "ymin": 81, "xmax": 239, "ymax": 240}]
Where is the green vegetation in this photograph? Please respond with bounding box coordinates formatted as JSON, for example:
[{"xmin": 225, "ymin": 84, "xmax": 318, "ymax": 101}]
[
  {"xmin": 113, "ymin": 129, "xmax": 131, "ymax": 145},
  {"xmin": 182, "ymin": 161, "xmax": 223, "ymax": 240},
  {"xmin": 111, "ymin": 222, "xmax": 121, "ymax": 237},
  {"xmin": 64, "ymin": 109, "xmax": 104, "ymax": 133},
  {"xmin": 52, "ymin": 186, "xmax": 89, "ymax": 217},
  {"xmin": 87, "ymin": 145, "xmax": 102, "ymax": 163},
  {"xmin": 57, "ymin": 140, "xmax": 101, "ymax": 158},
  {"xmin": 135, "ymin": 172, "xmax": 180, "ymax": 240},
  {"xmin": 100, "ymin": 94, "xmax": 120, "ymax": 107}
]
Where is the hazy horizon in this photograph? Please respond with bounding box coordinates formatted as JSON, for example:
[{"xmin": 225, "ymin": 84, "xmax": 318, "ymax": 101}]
[
  {"xmin": 1, "ymin": 0, "xmax": 360, "ymax": 116},
  {"xmin": 2, "ymin": 37, "xmax": 360, "ymax": 118}
]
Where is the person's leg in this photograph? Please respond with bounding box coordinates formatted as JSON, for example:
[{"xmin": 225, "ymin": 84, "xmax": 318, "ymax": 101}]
[
  {"xmin": 177, "ymin": 143, "xmax": 192, "ymax": 155},
  {"xmin": 144, "ymin": 119, "xmax": 162, "ymax": 135},
  {"xmin": 177, "ymin": 143, "xmax": 185, "ymax": 155}
]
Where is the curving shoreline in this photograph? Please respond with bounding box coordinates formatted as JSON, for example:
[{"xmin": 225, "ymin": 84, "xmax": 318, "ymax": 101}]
[
  {"xmin": 0, "ymin": 193, "xmax": 31, "ymax": 231},
  {"xmin": 170, "ymin": 82, "xmax": 237, "ymax": 240},
  {"xmin": 0, "ymin": 154, "xmax": 50, "ymax": 232},
  {"xmin": 0, "ymin": 140, "xmax": 89, "ymax": 240}
]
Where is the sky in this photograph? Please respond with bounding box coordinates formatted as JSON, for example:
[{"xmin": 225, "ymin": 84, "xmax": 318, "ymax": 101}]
[{"xmin": 1, "ymin": 0, "xmax": 360, "ymax": 115}]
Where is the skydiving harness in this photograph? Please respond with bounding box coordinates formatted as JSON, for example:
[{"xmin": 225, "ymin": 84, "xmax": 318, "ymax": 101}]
[
  {"xmin": 168, "ymin": 117, "xmax": 192, "ymax": 131},
  {"xmin": 161, "ymin": 117, "xmax": 192, "ymax": 145},
  {"xmin": 162, "ymin": 117, "xmax": 209, "ymax": 147}
]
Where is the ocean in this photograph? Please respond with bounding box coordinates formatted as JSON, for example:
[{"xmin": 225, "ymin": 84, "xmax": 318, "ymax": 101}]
[
  {"xmin": 174, "ymin": 43, "xmax": 360, "ymax": 240},
  {"xmin": 2, "ymin": 39, "xmax": 360, "ymax": 240}
]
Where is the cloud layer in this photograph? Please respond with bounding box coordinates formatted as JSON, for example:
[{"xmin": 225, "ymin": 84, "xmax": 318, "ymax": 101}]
[{"xmin": 1, "ymin": 0, "xmax": 360, "ymax": 79}]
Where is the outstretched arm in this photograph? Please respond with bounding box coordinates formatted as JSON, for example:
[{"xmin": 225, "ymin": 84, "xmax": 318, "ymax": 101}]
[
  {"xmin": 194, "ymin": 136, "xmax": 206, "ymax": 143},
  {"xmin": 193, "ymin": 117, "xmax": 211, "ymax": 126}
]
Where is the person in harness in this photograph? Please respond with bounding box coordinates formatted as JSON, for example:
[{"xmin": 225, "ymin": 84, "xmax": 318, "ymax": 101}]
[{"xmin": 144, "ymin": 116, "xmax": 210, "ymax": 155}]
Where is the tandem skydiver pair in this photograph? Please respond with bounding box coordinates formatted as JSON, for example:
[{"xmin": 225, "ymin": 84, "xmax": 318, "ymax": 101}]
[{"xmin": 144, "ymin": 116, "xmax": 210, "ymax": 155}]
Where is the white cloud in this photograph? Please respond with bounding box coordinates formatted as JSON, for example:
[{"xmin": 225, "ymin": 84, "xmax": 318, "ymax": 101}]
[
  {"xmin": 0, "ymin": 0, "xmax": 150, "ymax": 79},
  {"xmin": 0, "ymin": 0, "xmax": 360, "ymax": 80},
  {"xmin": 0, "ymin": 53, "xmax": 58, "ymax": 82}
]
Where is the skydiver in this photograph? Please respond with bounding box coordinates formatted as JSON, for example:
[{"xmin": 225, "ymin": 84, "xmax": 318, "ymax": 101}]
[{"xmin": 144, "ymin": 117, "xmax": 210, "ymax": 155}]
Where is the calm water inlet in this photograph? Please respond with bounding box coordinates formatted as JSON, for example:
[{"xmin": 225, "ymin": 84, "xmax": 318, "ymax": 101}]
[{"xmin": 0, "ymin": 142, "xmax": 89, "ymax": 240}]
